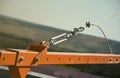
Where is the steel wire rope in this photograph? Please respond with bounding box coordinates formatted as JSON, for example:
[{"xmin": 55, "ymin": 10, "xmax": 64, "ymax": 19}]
[{"xmin": 89, "ymin": 23, "xmax": 113, "ymax": 54}]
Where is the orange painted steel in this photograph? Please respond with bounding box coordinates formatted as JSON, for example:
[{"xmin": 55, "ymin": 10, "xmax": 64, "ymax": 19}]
[
  {"xmin": 9, "ymin": 66, "xmax": 30, "ymax": 78},
  {"xmin": 0, "ymin": 50, "xmax": 17, "ymax": 65},
  {"xmin": 39, "ymin": 52, "xmax": 120, "ymax": 64},
  {"xmin": 0, "ymin": 42, "xmax": 120, "ymax": 78}
]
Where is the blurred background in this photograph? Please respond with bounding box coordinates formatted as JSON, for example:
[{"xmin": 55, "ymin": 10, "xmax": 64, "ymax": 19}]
[{"xmin": 0, "ymin": 0, "xmax": 120, "ymax": 78}]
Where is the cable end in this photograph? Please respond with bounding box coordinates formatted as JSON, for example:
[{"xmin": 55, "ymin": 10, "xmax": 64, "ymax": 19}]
[{"xmin": 86, "ymin": 21, "xmax": 91, "ymax": 27}]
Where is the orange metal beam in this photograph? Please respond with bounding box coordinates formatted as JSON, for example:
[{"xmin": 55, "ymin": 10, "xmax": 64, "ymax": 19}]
[
  {"xmin": 0, "ymin": 42, "xmax": 120, "ymax": 78},
  {"xmin": 0, "ymin": 49, "xmax": 120, "ymax": 66},
  {"xmin": 9, "ymin": 66, "xmax": 30, "ymax": 78},
  {"xmin": 0, "ymin": 50, "xmax": 17, "ymax": 65},
  {"xmin": 39, "ymin": 52, "xmax": 120, "ymax": 64}
]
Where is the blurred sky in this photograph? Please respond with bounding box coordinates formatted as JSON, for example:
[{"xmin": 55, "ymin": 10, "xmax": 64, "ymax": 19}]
[{"xmin": 0, "ymin": 0, "xmax": 120, "ymax": 41}]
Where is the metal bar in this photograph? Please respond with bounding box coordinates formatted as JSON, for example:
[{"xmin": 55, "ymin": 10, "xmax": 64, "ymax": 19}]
[
  {"xmin": 51, "ymin": 33, "xmax": 66, "ymax": 40},
  {"xmin": 38, "ymin": 52, "xmax": 120, "ymax": 64},
  {"xmin": 1, "ymin": 50, "xmax": 120, "ymax": 65},
  {"xmin": 0, "ymin": 49, "xmax": 38, "ymax": 66},
  {"xmin": 9, "ymin": 66, "xmax": 30, "ymax": 78},
  {"xmin": 53, "ymin": 38, "xmax": 68, "ymax": 45},
  {"xmin": 0, "ymin": 50, "xmax": 17, "ymax": 65},
  {"xmin": 0, "ymin": 49, "xmax": 120, "ymax": 78}
]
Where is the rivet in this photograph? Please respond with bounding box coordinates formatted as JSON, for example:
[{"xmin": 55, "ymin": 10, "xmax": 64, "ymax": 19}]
[
  {"xmin": 34, "ymin": 57, "xmax": 40, "ymax": 62},
  {"xmin": 18, "ymin": 56, "xmax": 24, "ymax": 63}
]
